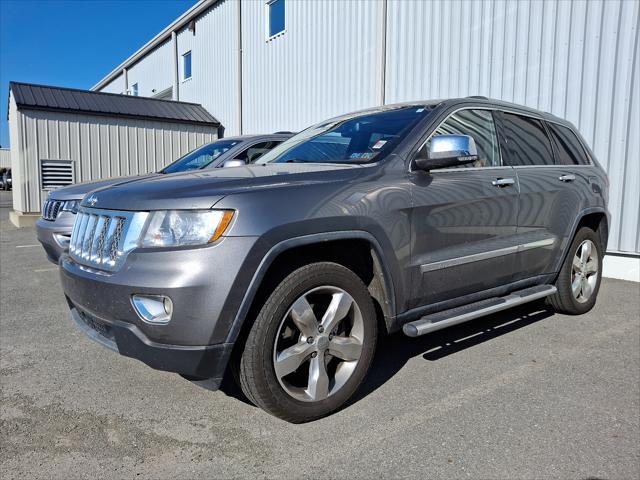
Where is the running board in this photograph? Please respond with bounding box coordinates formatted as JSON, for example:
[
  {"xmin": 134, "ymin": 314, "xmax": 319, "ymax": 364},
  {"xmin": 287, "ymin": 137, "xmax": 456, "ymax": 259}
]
[{"xmin": 402, "ymin": 284, "xmax": 557, "ymax": 337}]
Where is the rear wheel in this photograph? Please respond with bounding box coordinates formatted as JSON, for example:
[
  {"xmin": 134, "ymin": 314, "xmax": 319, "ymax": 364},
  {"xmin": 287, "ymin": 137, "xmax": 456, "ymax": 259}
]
[
  {"xmin": 239, "ymin": 262, "xmax": 377, "ymax": 423},
  {"xmin": 548, "ymin": 226, "xmax": 603, "ymax": 314}
]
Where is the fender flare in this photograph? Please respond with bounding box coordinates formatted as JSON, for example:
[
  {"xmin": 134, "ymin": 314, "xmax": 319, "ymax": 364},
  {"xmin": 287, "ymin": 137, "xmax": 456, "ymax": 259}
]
[
  {"xmin": 225, "ymin": 230, "xmax": 397, "ymax": 343},
  {"xmin": 552, "ymin": 206, "xmax": 610, "ymax": 274}
]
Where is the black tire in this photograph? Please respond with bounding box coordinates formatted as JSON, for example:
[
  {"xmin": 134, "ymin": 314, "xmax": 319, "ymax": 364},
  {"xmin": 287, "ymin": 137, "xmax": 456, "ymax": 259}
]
[
  {"xmin": 547, "ymin": 226, "xmax": 603, "ymax": 315},
  {"xmin": 239, "ymin": 262, "xmax": 377, "ymax": 423}
]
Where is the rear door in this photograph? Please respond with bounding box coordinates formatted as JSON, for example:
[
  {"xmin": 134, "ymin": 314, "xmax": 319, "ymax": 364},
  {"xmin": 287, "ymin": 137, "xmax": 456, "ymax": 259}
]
[
  {"xmin": 498, "ymin": 112, "xmax": 584, "ymax": 280},
  {"xmin": 409, "ymin": 108, "xmax": 520, "ymax": 309}
]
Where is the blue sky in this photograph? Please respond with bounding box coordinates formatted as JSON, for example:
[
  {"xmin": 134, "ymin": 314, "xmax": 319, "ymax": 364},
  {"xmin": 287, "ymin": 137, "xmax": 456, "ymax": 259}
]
[{"xmin": 0, "ymin": 0, "xmax": 198, "ymax": 147}]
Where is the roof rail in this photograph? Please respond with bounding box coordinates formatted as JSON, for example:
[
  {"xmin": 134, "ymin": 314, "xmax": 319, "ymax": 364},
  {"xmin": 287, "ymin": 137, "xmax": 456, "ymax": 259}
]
[{"xmin": 467, "ymin": 95, "xmax": 489, "ymax": 100}]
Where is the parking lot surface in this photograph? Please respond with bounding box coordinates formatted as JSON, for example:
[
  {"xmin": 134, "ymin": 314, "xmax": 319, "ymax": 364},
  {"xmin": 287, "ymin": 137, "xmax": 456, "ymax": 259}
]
[{"xmin": 1, "ymin": 195, "xmax": 639, "ymax": 479}]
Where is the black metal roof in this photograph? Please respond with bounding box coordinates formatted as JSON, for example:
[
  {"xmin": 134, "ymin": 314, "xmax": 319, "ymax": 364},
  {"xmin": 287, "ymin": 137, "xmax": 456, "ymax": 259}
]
[{"xmin": 9, "ymin": 81, "xmax": 219, "ymax": 126}]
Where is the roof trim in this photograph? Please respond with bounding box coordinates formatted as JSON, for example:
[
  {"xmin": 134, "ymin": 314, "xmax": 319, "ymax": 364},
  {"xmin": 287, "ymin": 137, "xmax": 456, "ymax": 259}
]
[
  {"xmin": 92, "ymin": 0, "xmax": 218, "ymax": 91},
  {"xmin": 10, "ymin": 81, "xmax": 220, "ymax": 126}
]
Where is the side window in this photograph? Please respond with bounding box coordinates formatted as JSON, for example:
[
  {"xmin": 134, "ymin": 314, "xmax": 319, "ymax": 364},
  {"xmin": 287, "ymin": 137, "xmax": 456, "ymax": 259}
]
[
  {"xmin": 547, "ymin": 123, "xmax": 590, "ymax": 165},
  {"xmin": 426, "ymin": 109, "xmax": 501, "ymax": 168},
  {"xmin": 235, "ymin": 141, "xmax": 282, "ymax": 164},
  {"xmin": 182, "ymin": 51, "xmax": 192, "ymax": 80},
  {"xmin": 267, "ymin": 0, "xmax": 285, "ymax": 38},
  {"xmin": 502, "ymin": 113, "xmax": 554, "ymax": 166}
]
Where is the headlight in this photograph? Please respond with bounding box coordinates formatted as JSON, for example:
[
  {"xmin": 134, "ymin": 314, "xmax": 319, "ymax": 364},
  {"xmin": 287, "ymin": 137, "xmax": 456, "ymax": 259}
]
[
  {"xmin": 62, "ymin": 200, "xmax": 80, "ymax": 214},
  {"xmin": 140, "ymin": 210, "xmax": 235, "ymax": 247}
]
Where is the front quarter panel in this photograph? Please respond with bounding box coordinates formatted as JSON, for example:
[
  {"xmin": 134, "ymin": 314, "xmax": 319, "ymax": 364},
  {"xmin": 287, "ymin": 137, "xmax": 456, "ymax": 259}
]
[{"xmin": 214, "ymin": 158, "xmax": 413, "ymax": 320}]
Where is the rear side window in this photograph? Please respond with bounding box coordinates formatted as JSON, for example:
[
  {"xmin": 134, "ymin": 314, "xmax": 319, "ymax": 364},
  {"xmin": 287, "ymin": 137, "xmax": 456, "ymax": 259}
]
[
  {"xmin": 427, "ymin": 109, "xmax": 501, "ymax": 168},
  {"xmin": 502, "ymin": 113, "xmax": 554, "ymax": 166},
  {"xmin": 547, "ymin": 123, "xmax": 590, "ymax": 165}
]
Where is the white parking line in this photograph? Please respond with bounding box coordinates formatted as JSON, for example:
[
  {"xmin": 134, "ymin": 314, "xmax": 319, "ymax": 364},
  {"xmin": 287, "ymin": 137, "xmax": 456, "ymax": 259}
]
[
  {"xmin": 33, "ymin": 267, "xmax": 58, "ymax": 273},
  {"xmin": 16, "ymin": 244, "xmax": 40, "ymax": 248}
]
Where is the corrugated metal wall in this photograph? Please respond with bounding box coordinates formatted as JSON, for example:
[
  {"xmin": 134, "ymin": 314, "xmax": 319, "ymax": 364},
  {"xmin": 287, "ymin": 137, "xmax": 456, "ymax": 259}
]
[
  {"xmin": 100, "ymin": 74, "xmax": 125, "ymax": 94},
  {"xmin": 91, "ymin": 0, "xmax": 639, "ymax": 255},
  {"xmin": 9, "ymin": 100, "xmax": 216, "ymax": 213},
  {"xmin": 240, "ymin": 0, "xmax": 382, "ymax": 134},
  {"xmin": 0, "ymin": 149, "xmax": 10, "ymax": 169},
  {"xmin": 385, "ymin": 0, "xmax": 639, "ymax": 254},
  {"xmin": 178, "ymin": 0, "xmax": 240, "ymax": 134},
  {"xmin": 128, "ymin": 39, "xmax": 174, "ymax": 98}
]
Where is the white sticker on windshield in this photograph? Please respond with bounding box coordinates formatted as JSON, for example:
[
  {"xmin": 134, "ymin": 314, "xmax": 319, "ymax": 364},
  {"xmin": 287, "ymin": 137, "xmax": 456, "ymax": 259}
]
[
  {"xmin": 372, "ymin": 140, "xmax": 387, "ymax": 149},
  {"xmin": 416, "ymin": 108, "xmax": 425, "ymax": 112}
]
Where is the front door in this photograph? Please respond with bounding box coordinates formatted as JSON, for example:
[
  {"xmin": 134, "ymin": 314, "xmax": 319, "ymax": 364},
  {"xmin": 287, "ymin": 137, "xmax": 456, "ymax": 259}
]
[{"xmin": 409, "ymin": 108, "xmax": 520, "ymax": 309}]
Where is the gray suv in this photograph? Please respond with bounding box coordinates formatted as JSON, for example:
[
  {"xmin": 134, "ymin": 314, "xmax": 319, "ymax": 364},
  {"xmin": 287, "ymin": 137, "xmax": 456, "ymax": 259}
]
[
  {"xmin": 58, "ymin": 98, "xmax": 609, "ymax": 422},
  {"xmin": 36, "ymin": 134, "xmax": 291, "ymax": 263}
]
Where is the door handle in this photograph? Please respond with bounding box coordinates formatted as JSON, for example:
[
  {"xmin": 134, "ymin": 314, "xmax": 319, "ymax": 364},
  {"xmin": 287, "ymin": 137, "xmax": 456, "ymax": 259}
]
[
  {"xmin": 492, "ymin": 177, "xmax": 515, "ymax": 187},
  {"xmin": 558, "ymin": 174, "xmax": 576, "ymax": 182}
]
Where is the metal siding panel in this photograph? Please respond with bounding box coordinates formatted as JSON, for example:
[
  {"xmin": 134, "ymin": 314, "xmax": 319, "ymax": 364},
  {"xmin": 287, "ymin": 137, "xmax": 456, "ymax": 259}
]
[
  {"xmin": 241, "ymin": 0, "xmax": 379, "ymax": 135},
  {"xmin": 100, "ymin": 75, "xmax": 125, "ymax": 94},
  {"xmin": 0, "ymin": 149, "xmax": 11, "ymax": 169},
  {"xmin": 127, "ymin": 40, "xmax": 174, "ymax": 98},
  {"xmin": 177, "ymin": 0, "xmax": 238, "ymax": 134},
  {"xmin": 385, "ymin": 0, "xmax": 638, "ymax": 254}
]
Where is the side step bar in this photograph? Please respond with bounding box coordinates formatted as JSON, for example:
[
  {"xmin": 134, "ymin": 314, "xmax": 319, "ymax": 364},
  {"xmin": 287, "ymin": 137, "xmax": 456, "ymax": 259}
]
[{"xmin": 402, "ymin": 284, "xmax": 557, "ymax": 337}]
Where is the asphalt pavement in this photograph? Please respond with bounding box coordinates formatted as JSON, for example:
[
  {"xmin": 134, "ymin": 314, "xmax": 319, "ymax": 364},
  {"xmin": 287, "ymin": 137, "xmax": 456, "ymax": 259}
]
[{"xmin": 1, "ymin": 193, "xmax": 639, "ymax": 479}]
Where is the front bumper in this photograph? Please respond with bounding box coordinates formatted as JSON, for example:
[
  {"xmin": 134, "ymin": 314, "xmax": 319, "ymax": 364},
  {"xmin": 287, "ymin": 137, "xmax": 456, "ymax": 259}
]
[
  {"xmin": 59, "ymin": 235, "xmax": 259, "ymax": 381},
  {"xmin": 70, "ymin": 305, "xmax": 233, "ymax": 382},
  {"xmin": 36, "ymin": 213, "xmax": 75, "ymax": 263}
]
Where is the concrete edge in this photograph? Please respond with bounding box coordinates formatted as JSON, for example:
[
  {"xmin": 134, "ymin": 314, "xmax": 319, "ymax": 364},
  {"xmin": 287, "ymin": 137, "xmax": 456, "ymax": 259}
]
[
  {"xmin": 9, "ymin": 210, "xmax": 40, "ymax": 228},
  {"xmin": 603, "ymin": 254, "xmax": 640, "ymax": 283}
]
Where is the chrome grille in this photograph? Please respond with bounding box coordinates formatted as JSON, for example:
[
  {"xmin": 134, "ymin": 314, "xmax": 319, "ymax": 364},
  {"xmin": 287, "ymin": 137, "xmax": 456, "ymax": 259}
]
[
  {"xmin": 69, "ymin": 207, "xmax": 149, "ymax": 272},
  {"xmin": 42, "ymin": 199, "xmax": 64, "ymax": 221}
]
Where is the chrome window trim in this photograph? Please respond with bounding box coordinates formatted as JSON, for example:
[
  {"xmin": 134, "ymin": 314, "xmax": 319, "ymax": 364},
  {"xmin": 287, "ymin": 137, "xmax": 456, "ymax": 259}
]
[
  {"xmin": 429, "ymin": 165, "xmax": 511, "ymax": 174},
  {"xmin": 420, "ymin": 238, "xmax": 555, "ymax": 273},
  {"xmin": 510, "ymin": 164, "xmax": 595, "ymax": 169},
  {"xmin": 410, "ymin": 104, "xmax": 594, "ymax": 170},
  {"xmin": 413, "ymin": 106, "xmax": 504, "ymax": 171}
]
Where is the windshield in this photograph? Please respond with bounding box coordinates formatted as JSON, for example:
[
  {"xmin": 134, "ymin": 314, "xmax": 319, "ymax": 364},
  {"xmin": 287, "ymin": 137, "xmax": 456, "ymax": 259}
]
[
  {"xmin": 256, "ymin": 106, "xmax": 431, "ymax": 165},
  {"xmin": 161, "ymin": 139, "xmax": 241, "ymax": 174}
]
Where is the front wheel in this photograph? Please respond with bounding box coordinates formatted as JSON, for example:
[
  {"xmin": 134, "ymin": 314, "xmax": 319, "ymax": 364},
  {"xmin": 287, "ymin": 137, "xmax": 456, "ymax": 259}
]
[{"xmin": 239, "ymin": 262, "xmax": 377, "ymax": 423}]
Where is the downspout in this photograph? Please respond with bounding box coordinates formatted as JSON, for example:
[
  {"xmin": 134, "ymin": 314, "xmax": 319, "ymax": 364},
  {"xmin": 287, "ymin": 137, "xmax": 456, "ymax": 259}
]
[
  {"xmin": 122, "ymin": 68, "xmax": 128, "ymax": 94},
  {"xmin": 378, "ymin": 0, "xmax": 387, "ymax": 106},
  {"xmin": 236, "ymin": 0, "xmax": 243, "ymax": 134},
  {"xmin": 172, "ymin": 31, "xmax": 180, "ymax": 101}
]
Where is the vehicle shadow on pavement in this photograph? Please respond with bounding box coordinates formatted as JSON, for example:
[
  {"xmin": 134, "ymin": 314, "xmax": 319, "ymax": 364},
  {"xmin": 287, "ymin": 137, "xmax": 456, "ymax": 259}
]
[
  {"xmin": 349, "ymin": 301, "xmax": 555, "ymax": 405},
  {"xmin": 219, "ymin": 302, "xmax": 555, "ymax": 409}
]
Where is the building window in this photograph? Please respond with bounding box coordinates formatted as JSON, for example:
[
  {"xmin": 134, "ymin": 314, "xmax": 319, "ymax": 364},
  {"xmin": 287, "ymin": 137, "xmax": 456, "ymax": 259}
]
[
  {"xmin": 267, "ymin": 0, "xmax": 285, "ymax": 38},
  {"xmin": 131, "ymin": 83, "xmax": 138, "ymax": 96},
  {"xmin": 183, "ymin": 51, "xmax": 192, "ymax": 80}
]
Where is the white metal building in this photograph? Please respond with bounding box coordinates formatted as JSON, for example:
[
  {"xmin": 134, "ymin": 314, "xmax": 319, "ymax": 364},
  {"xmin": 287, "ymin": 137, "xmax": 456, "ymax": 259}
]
[
  {"xmin": 7, "ymin": 82, "xmax": 219, "ymax": 226},
  {"xmin": 88, "ymin": 0, "xmax": 638, "ymax": 280},
  {"xmin": 0, "ymin": 148, "xmax": 10, "ymax": 169}
]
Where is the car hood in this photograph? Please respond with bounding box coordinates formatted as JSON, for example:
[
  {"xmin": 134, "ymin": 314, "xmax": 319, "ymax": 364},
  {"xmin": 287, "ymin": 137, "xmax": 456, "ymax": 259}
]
[
  {"xmin": 47, "ymin": 174, "xmax": 159, "ymax": 201},
  {"xmin": 83, "ymin": 163, "xmax": 364, "ymax": 211}
]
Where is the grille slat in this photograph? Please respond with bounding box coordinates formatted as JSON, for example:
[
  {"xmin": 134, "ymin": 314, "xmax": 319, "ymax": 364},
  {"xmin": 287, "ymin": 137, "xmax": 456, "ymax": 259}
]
[
  {"xmin": 42, "ymin": 199, "xmax": 64, "ymax": 221},
  {"xmin": 69, "ymin": 207, "xmax": 147, "ymax": 272}
]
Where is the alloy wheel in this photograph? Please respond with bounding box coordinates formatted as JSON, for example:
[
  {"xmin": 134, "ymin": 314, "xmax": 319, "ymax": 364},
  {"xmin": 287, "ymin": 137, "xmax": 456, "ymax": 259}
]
[
  {"xmin": 571, "ymin": 239, "xmax": 599, "ymax": 303},
  {"xmin": 272, "ymin": 286, "xmax": 364, "ymax": 402}
]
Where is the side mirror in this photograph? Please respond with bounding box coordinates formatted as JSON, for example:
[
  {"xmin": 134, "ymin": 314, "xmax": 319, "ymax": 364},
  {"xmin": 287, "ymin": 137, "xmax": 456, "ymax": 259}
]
[
  {"xmin": 222, "ymin": 159, "xmax": 246, "ymax": 168},
  {"xmin": 414, "ymin": 134, "xmax": 479, "ymax": 171}
]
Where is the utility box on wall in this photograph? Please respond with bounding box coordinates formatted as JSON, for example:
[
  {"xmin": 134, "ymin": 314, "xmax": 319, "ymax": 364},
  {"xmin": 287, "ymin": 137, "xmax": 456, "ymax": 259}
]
[{"xmin": 7, "ymin": 82, "xmax": 220, "ymax": 227}]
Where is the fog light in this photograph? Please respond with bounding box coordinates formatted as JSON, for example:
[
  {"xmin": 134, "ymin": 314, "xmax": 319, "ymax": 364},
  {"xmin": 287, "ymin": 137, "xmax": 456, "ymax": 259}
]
[
  {"xmin": 131, "ymin": 294, "xmax": 173, "ymax": 325},
  {"xmin": 53, "ymin": 233, "xmax": 71, "ymax": 248}
]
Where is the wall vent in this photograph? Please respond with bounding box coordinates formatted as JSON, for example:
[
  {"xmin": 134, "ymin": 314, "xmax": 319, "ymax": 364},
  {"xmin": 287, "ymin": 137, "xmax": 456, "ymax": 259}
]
[{"xmin": 40, "ymin": 159, "xmax": 75, "ymax": 190}]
